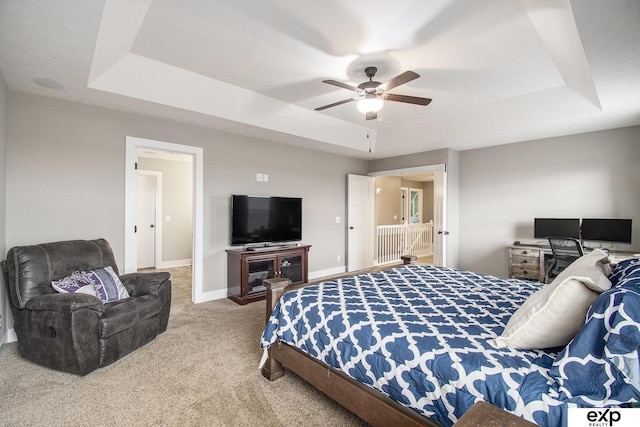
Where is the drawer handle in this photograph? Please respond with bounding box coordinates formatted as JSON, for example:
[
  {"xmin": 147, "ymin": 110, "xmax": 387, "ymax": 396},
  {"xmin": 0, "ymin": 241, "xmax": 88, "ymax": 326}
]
[
  {"xmin": 523, "ymin": 271, "xmax": 528, "ymax": 275},
  {"xmin": 522, "ymin": 260, "xmax": 528, "ymax": 264},
  {"xmin": 523, "ymin": 251, "xmax": 528, "ymax": 254}
]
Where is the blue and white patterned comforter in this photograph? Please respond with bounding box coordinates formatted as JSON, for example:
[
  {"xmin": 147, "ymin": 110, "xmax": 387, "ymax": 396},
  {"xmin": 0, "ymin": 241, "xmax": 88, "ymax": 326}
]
[{"xmin": 260, "ymin": 264, "xmax": 640, "ymax": 426}]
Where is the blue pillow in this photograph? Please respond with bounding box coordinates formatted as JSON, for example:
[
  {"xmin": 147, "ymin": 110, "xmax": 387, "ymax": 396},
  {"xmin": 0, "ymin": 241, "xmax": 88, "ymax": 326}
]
[
  {"xmin": 550, "ymin": 282, "xmax": 640, "ymax": 405},
  {"xmin": 609, "ymin": 258, "xmax": 640, "ymax": 287}
]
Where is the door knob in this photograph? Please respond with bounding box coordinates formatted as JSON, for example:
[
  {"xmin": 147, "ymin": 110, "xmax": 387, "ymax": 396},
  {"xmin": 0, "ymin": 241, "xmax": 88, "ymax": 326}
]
[
  {"xmin": 150, "ymin": 224, "xmax": 155, "ymax": 228},
  {"xmin": 349, "ymin": 226, "xmax": 354, "ymax": 230}
]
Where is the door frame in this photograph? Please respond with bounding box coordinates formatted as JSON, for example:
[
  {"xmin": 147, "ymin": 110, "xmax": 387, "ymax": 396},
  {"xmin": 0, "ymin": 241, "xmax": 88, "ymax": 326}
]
[
  {"xmin": 368, "ymin": 164, "xmax": 447, "ymax": 266},
  {"xmin": 137, "ymin": 170, "xmax": 162, "ymax": 269},
  {"xmin": 125, "ymin": 136, "xmax": 204, "ymax": 303}
]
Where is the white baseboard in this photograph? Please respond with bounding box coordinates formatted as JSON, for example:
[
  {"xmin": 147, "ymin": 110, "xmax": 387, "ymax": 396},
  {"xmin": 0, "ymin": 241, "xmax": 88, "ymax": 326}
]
[
  {"xmin": 159, "ymin": 259, "xmax": 192, "ymax": 269},
  {"xmin": 190, "ymin": 266, "xmax": 347, "ymax": 305},
  {"xmin": 194, "ymin": 288, "xmax": 228, "ymax": 304},
  {"xmin": 309, "ymin": 266, "xmax": 346, "ymax": 281},
  {"xmin": 2, "ymin": 328, "xmax": 17, "ymax": 344},
  {"xmin": 193, "ymin": 267, "xmax": 347, "ymax": 305}
]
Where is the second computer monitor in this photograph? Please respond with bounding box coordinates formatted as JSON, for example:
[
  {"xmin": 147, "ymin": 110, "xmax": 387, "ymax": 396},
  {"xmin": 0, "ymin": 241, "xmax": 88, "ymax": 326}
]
[{"xmin": 534, "ymin": 218, "xmax": 581, "ymax": 239}]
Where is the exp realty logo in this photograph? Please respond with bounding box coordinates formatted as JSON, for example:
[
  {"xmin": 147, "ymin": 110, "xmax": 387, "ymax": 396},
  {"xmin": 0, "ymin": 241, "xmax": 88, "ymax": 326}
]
[{"xmin": 568, "ymin": 408, "xmax": 638, "ymax": 427}]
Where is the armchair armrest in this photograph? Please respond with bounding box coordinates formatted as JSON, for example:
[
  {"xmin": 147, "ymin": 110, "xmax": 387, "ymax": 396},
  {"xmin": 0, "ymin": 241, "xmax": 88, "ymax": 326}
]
[
  {"xmin": 121, "ymin": 271, "xmax": 171, "ymax": 333},
  {"xmin": 24, "ymin": 293, "xmax": 104, "ymax": 314},
  {"xmin": 120, "ymin": 271, "xmax": 170, "ymax": 297}
]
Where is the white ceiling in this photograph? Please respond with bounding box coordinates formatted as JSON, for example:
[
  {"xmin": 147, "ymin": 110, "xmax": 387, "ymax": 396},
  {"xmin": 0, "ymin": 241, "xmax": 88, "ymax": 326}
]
[{"xmin": 1, "ymin": 0, "xmax": 639, "ymax": 160}]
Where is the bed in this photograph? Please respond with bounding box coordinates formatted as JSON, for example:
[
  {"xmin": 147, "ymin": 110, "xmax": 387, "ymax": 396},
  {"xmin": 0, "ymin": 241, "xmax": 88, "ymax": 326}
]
[{"xmin": 260, "ymin": 253, "xmax": 640, "ymax": 426}]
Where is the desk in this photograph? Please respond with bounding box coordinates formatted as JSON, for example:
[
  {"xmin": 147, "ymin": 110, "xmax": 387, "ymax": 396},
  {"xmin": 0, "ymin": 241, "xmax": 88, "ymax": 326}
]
[{"xmin": 508, "ymin": 245, "xmax": 637, "ymax": 283}]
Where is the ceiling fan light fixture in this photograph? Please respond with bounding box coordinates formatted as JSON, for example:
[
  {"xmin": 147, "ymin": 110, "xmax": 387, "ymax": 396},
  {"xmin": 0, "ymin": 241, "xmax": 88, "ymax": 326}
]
[{"xmin": 357, "ymin": 94, "xmax": 384, "ymax": 114}]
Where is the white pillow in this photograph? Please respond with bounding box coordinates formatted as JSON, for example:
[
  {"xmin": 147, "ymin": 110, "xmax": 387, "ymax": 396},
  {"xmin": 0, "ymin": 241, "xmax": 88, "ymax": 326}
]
[
  {"xmin": 550, "ymin": 248, "xmax": 612, "ymax": 291},
  {"xmin": 490, "ymin": 249, "xmax": 611, "ymax": 350}
]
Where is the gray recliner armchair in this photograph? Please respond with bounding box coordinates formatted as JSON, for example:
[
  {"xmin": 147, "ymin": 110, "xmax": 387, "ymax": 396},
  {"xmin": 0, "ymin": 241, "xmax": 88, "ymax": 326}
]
[{"xmin": 1, "ymin": 238, "xmax": 171, "ymax": 375}]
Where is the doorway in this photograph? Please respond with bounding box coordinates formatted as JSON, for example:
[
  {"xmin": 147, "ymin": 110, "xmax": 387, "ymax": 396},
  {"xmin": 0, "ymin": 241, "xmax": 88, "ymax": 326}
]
[
  {"xmin": 124, "ymin": 136, "xmax": 204, "ymax": 303},
  {"xmin": 365, "ymin": 163, "xmax": 447, "ymax": 267}
]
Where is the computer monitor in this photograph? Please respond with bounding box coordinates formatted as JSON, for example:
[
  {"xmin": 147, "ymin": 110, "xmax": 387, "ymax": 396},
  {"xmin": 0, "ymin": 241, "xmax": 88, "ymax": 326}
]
[
  {"xmin": 534, "ymin": 218, "xmax": 581, "ymax": 239},
  {"xmin": 581, "ymin": 218, "xmax": 632, "ymax": 243}
]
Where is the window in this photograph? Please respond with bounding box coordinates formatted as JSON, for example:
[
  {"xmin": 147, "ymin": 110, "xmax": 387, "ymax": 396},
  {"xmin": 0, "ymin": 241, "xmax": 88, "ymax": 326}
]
[{"xmin": 409, "ymin": 189, "xmax": 423, "ymax": 223}]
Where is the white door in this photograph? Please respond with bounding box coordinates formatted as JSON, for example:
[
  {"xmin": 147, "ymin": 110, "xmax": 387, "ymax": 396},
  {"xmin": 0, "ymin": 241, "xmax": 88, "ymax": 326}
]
[
  {"xmin": 137, "ymin": 172, "xmax": 157, "ymax": 269},
  {"xmin": 347, "ymin": 174, "xmax": 375, "ymax": 272},
  {"xmin": 433, "ymin": 164, "xmax": 447, "ymax": 266}
]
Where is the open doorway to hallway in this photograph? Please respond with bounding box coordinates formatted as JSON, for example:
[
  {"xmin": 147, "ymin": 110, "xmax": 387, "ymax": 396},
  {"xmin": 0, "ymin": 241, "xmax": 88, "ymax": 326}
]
[
  {"xmin": 124, "ymin": 136, "xmax": 204, "ymax": 303},
  {"xmin": 374, "ymin": 173, "xmax": 435, "ymax": 267},
  {"xmin": 136, "ymin": 149, "xmax": 193, "ymax": 271},
  {"xmin": 368, "ymin": 163, "xmax": 447, "ymax": 267}
]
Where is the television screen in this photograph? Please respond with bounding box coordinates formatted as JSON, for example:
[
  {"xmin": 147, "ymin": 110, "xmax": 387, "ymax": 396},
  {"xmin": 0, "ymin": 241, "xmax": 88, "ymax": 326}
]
[
  {"xmin": 534, "ymin": 218, "xmax": 580, "ymax": 239},
  {"xmin": 231, "ymin": 195, "xmax": 302, "ymax": 245},
  {"xmin": 581, "ymin": 218, "xmax": 632, "ymax": 243}
]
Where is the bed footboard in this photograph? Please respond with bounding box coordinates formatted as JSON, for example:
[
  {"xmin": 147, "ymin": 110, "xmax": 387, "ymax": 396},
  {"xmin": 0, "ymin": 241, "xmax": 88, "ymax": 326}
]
[
  {"xmin": 261, "ymin": 278, "xmax": 290, "ymax": 381},
  {"xmin": 260, "ymin": 277, "xmax": 442, "ymax": 427}
]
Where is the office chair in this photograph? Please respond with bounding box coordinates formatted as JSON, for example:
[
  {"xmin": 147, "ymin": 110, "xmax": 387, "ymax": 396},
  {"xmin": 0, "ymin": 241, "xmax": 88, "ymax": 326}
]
[{"xmin": 546, "ymin": 237, "xmax": 585, "ymax": 282}]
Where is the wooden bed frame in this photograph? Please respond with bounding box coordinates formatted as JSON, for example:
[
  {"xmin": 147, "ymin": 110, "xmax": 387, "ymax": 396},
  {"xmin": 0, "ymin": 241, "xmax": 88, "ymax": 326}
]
[{"xmin": 260, "ymin": 278, "xmax": 444, "ymax": 427}]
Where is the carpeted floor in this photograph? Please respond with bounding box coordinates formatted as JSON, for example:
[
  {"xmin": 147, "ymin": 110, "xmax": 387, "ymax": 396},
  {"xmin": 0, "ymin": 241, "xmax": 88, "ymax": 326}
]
[{"xmin": 0, "ymin": 267, "xmax": 367, "ymax": 426}]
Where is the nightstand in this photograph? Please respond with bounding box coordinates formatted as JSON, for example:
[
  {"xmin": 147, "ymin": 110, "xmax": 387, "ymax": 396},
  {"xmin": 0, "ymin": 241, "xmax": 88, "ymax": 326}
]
[{"xmin": 508, "ymin": 246, "xmax": 545, "ymax": 282}]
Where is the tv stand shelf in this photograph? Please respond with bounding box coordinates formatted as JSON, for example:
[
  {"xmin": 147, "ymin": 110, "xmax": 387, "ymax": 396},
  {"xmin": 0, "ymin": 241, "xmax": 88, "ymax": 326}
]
[{"xmin": 226, "ymin": 245, "xmax": 311, "ymax": 305}]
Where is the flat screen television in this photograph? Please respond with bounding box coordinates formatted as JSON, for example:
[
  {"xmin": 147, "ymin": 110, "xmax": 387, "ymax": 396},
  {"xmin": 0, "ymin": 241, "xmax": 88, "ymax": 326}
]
[
  {"xmin": 581, "ymin": 218, "xmax": 632, "ymax": 243},
  {"xmin": 231, "ymin": 195, "xmax": 302, "ymax": 246},
  {"xmin": 534, "ymin": 218, "xmax": 581, "ymax": 239}
]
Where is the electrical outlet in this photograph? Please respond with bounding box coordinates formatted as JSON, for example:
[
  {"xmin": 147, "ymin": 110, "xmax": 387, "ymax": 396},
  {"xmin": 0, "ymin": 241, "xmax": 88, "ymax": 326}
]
[
  {"xmin": 337, "ymin": 254, "xmax": 341, "ymax": 262},
  {"xmin": 256, "ymin": 173, "xmax": 264, "ymax": 182},
  {"xmin": 336, "ymin": 216, "xmax": 341, "ymax": 223},
  {"xmin": 264, "ymin": 174, "xmax": 269, "ymax": 182}
]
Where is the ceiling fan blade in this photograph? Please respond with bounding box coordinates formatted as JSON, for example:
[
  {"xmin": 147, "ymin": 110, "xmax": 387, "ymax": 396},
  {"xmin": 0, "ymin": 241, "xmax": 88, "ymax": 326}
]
[
  {"xmin": 378, "ymin": 71, "xmax": 420, "ymax": 91},
  {"xmin": 385, "ymin": 93, "xmax": 432, "ymax": 106},
  {"xmin": 366, "ymin": 112, "xmax": 377, "ymax": 121},
  {"xmin": 315, "ymin": 98, "xmax": 355, "ymax": 111},
  {"xmin": 322, "ymin": 80, "xmax": 360, "ymax": 92}
]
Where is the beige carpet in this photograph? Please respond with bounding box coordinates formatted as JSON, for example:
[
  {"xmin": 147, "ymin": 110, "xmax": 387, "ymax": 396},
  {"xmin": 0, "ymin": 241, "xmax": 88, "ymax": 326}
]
[{"xmin": 0, "ymin": 267, "xmax": 367, "ymax": 426}]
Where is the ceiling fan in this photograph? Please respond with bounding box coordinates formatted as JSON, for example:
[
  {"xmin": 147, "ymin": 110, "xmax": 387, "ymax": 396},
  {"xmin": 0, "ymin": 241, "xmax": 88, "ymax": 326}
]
[{"xmin": 315, "ymin": 66, "xmax": 432, "ymax": 120}]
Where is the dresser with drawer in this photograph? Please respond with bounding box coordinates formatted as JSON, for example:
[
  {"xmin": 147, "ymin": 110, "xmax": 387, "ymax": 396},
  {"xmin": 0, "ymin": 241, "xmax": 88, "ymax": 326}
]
[{"xmin": 508, "ymin": 246, "xmax": 545, "ymax": 282}]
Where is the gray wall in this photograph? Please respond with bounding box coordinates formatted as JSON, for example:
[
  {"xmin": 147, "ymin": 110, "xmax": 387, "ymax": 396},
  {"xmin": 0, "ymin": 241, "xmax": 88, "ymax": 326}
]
[
  {"xmin": 458, "ymin": 126, "xmax": 640, "ymax": 277},
  {"xmin": 5, "ymin": 91, "xmax": 639, "ymax": 303},
  {"xmin": 0, "ymin": 71, "xmax": 7, "ymax": 343},
  {"xmin": 137, "ymin": 157, "xmax": 193, "ymax": 264},
  {"xmin": 6, "ymin": 93, "xmax": 368, "ymax": 296}
]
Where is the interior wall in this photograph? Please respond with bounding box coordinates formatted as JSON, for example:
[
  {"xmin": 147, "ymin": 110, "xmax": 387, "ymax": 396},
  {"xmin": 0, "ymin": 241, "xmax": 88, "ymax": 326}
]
[
  {"xmin": 423, "ymin": 182, "xmax": 434, "ymax": 222},
  {"xmin": 137, "ymin": 157, "xmax": 193, "ymax": 264},
  {"xmin": 6, "ymin": 93, "xmax": 368, "ymax": 296},
  {"xmin": 0, "ymin": 71, "xmax": 8, "ymax": 343},
  {"xmin": 459, "ymin": 125, "xmax": 640, "ymax": 278},
  {"xmin": 374, "ymin": 176, "xmax": 401, "ymax": 225}
]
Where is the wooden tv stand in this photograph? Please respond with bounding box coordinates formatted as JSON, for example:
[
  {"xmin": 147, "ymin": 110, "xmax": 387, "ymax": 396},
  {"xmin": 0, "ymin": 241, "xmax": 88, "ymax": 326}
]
[{"xmin": 226, "ymin": 244, "xmax": 310, "ymax": 305}]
